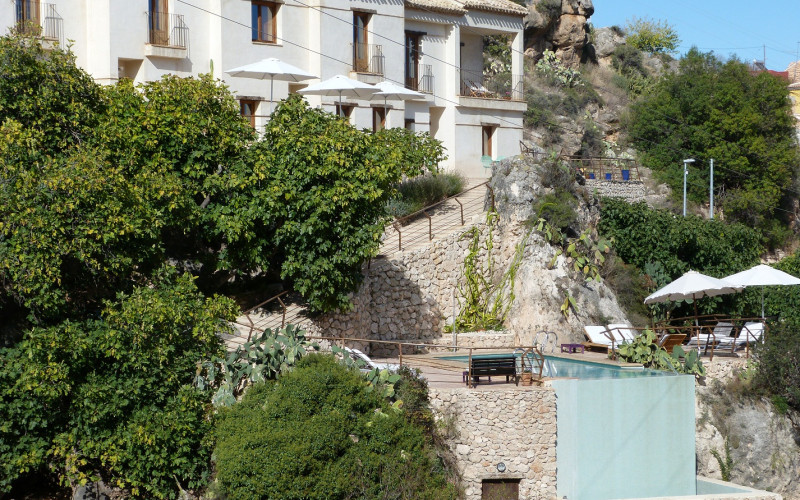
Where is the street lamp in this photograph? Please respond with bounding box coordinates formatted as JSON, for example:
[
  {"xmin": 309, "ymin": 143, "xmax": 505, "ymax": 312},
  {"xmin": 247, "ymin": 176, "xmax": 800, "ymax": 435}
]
[{"xmin": 683, "ymin": 158, "xmax": 695, "ymax": 217}]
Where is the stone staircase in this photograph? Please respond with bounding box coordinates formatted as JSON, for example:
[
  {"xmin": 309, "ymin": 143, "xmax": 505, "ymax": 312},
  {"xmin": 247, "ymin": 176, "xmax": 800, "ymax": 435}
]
[{"xmin": 222, "ymin": 178, "xmax": 492, "ymax": 351}]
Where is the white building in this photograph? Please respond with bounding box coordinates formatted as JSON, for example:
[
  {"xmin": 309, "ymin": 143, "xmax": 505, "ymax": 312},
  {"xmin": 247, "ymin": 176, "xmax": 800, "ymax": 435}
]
[{"xmin": 3, "ymin": 0, "xmax": 527, "ymax": 177}]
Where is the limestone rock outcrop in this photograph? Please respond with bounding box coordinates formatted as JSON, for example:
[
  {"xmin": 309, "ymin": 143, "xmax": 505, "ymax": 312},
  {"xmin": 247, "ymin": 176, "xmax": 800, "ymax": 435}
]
[{"xmin": 524, "ymin": 0, "xmax": 593, "ymax": 67}]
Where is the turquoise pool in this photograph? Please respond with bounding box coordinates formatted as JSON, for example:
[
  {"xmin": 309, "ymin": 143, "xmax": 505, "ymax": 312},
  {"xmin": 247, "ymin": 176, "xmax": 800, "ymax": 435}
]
[{"xmin": 436, "ymin": 353, "xmax": 671, "ymax": 379}]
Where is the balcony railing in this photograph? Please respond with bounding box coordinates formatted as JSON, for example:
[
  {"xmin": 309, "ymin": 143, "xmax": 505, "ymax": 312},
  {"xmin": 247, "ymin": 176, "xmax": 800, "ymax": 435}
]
[
  {"xmin": 406, "ymin": 64, "xmax": 434, "ymax": 94},
  {"xmin": 15, "ymin": 2, "xmax": 63, "ymax": 45},
  {"xmin": 351, "ymin": 43, "xmax": 384, "ymax": 75},
  {"xmin": 147, "ymin": 11, "xmax": 188, "ymax": 48},
  {"xmin": 459, "ymin": 70, "xmax": 524, "ymax": 101}
]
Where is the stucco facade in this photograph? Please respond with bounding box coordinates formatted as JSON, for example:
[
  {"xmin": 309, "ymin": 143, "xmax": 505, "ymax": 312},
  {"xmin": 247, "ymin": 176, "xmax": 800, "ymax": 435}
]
[{"xmin": 2, "ymin": 0, "xmax": 527, "ymax": 177}]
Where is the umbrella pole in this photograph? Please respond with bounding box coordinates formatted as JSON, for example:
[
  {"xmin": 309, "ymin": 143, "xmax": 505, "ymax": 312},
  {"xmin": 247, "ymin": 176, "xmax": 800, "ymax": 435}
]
[
  {"xmin": 269, "ymin": 76, "xmax": 275, "ymax": 117},
  {"xmin": 338, "ymin": 91, "xmax": 343, "ymax": 118},
  {"xmin": 761, "ymin": 286, "xmax": 765, "ymax": 320}
]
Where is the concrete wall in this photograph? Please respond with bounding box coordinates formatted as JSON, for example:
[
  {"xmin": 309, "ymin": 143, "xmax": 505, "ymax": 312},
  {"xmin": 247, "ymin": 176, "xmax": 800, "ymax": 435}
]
[{"xmin": 429, "ymin": 386, "xmax": 558, "ymax": 500}]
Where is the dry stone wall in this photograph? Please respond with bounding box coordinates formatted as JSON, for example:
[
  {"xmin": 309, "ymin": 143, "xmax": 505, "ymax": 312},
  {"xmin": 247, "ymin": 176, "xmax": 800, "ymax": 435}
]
[
  {"xmin": 429, "ymin": 386, "xmax": 558, "ymax": 500},
  {"xmin": 585, "ymin": 179, "xmax": 646, "ymax": 202}
]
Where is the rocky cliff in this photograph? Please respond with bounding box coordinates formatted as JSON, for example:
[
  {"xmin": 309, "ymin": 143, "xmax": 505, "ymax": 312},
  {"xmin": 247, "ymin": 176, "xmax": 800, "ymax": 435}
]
[
  {"xmin": 523, "ymin": 0, "xmax": 594, "ymax": 66},
  {"xmin": 697, "ymin": 359, "xmax": 800, "ymax": 498}
]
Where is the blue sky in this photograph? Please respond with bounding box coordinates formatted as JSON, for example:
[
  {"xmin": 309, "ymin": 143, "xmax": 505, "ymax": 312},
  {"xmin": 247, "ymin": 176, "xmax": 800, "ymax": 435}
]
[{"xmin": 591, "ymin": 0, "xmax": 800, "ymax": 71}]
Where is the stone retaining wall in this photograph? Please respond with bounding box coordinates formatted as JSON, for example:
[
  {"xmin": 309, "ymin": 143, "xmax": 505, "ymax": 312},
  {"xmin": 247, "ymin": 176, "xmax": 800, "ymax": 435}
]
[
  {"xmin": 585, "ymin": 179, "xmax": 646, "ymax": 202},
  {"xmin": 305, "ymin": 220, "xmax": 522, "ymax": 355},
  {"xmin": 428, "ymin": 386, "xmax": 558, "ymax": 500},
  {"xmin": 431, "ymin": 330, "xmax": 518, "ymax": 350}
]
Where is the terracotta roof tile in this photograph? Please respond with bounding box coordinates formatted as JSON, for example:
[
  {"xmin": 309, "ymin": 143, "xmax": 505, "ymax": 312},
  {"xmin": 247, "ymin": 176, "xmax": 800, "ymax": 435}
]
[
  {"xmin": 405, "ymin": 0, "xmax": 466, "ymax": 15},
  {"xmin": 460, "ymin": 0, "xmax": 528, "ymax": 16}
]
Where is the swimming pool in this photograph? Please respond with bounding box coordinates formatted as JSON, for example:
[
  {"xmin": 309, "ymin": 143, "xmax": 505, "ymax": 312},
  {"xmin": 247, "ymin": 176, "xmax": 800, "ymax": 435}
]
[{"xmin": 436, "ymin": 352, "xmax": 671, "ymax": 379}]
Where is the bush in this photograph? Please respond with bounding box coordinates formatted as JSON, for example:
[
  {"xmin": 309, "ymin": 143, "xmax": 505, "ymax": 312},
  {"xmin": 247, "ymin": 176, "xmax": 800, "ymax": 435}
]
[
  {"xmin": 387, "ymin": 172, "xmax": 466, "ymax": 218},
  {"xmin": 599, "ymin": 198, "xmax": 763, "ymax": 317},
  {"xmin": 533, "ymin": 190, "xmax": 578, "ymax": 235},
  {"xmin": 0, "ymin": 270, "xmax": 237, "ymax": 497},
  {"xmin": 214, "ymin": 355, "xmax": 457, "ymax": 499},
  {"xmin": 625, "ymin": 17, "xmax": 680, "ymax": 54},
  {"xmin": 753, "ymin": 322, "xmax": 800, "ymax": 412}
]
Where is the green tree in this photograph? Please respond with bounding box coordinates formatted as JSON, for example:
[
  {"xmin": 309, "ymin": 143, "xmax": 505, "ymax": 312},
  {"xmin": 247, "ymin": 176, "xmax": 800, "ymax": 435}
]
[
  {"xmin": 0, "ymin": 31, "xmax": 104, "ymax": 155},
  {"xmin": 0, "ymin": 270, "xmax": 237, "ymax": 497},
  {"xmin": 627, "ymin": 49, "xmax": 800, "ymax": 245},
  {"xmin": 221, "ymin": 95, "xmax": 439, "ymax": 312},
  {"xmin": 599, "ymin": 199, "xmax": 762, "ymax": 317},
  {"xmin": 625, "ymin": 17, "xmax": 680, "ymax": 54},
  {"xmin": 214, "ymin": 355, "xmax": 456, "ymax": 499}
]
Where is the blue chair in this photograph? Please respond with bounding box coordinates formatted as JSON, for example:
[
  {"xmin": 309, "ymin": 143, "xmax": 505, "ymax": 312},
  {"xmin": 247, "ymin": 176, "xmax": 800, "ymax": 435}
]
[{"xmin": 481, "ymin": 155, "xmax": 493, "ymax": 170}]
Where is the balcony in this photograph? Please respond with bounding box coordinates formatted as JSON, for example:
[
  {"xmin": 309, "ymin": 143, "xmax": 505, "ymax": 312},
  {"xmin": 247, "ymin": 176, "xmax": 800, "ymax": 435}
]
[
  {"xmin": 351, "ymin": 43, "xmax": 384, "ymax": 75},
  {"xmin": 146, "ymin": 11, "xmax": 188, "ymax": 58},
  {"xmin": 459, "ymin": 70, "xmax": 524, "ymax": 101},
  {"xmin": 406, "ymin": 64, "xmax": 434, "ymax": 94},
  {"xmin": 15, "ymin": 2, "xmax": 63, "ymax": 46}
]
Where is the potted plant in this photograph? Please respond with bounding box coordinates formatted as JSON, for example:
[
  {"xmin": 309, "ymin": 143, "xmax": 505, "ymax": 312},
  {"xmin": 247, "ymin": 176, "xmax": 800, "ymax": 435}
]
[{"xmin": 520, "ymin": 368, "xmax": 533, "ymax": 386}]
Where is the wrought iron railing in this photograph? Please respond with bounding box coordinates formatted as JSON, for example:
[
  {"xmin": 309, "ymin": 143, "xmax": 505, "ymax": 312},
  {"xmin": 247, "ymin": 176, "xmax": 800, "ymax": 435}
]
[
  {"xmin": 15, "ymin": 2, "xmax": 63, "ymax": 44},
  {"xmin": 351, "ymin": 43, "xmax": 384, "ymax": 75},
  {"xmin": 147, "ymin": 11, "xmax": 188, "ymax": 48},
  {"xmin": 459, "ymin": 70, "xmax": 524, "ymax": 101}
]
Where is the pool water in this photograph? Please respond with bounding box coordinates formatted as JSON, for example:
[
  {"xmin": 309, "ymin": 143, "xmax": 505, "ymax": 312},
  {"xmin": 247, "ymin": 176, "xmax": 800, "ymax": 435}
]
[{"xmin": 436, "ymin": 353, "xmax": 670, "ymax": 379}]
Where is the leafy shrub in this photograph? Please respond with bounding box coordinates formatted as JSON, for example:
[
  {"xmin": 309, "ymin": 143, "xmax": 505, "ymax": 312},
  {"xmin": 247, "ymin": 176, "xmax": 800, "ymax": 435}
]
[
  {"xmin": 214, "ymin": 355, "xmax": 457, "ymax": 499},
  {"xmin": 600, "ymin": 199, "xmax": 761, "ymax": 278},
  {"xmin": 0, "ymin": 270, "xmax": 237, "ymax": 497},
  {"xmin": 625, "ymin": 17, "xmax": 680, "ymax": 54},
  {"xmin": 612, "ymin": 44, "xmax": 648, "ymax": 79},
  {"xmin": 616, "ymin": 330, "xmax": 706, "ymax": 377},
  {"xmin": 753, "ymin": 322, "xmax": 800, "ymax": 412},
  {"xmin": 533, "ymin": 190, "xmax": 578, "ymax": 234},
  {"xmin": 387, "ymin": 172, "xmax": 466, "ymax": 218},
  {"xmin": 600, "ymin": 255, "xmax": 651, "ymax": 326}
]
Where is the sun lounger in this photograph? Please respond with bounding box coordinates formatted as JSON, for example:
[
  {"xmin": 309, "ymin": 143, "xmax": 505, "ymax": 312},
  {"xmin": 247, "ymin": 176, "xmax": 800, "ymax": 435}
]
[
  {"xmin": 717, "ymin": 322, "xmax": 764, "ymax": 351},
  {"xmin": 606, "ymin": 323, "xmax": 638, "ymax": 344},
  {"xmin": 658, "ymin": 333, "xmax": 687, "ymax": 353},
  {"xmin": 687, "ymin": 321, "xmax": 734, "ymax": 349},
  {"xmin": 344, "ymin": 347, "xmax": 399, "ymax": 371},
  {"xmin": 583, "ymin": 325, "xmax": 615, "ymax": 352}
]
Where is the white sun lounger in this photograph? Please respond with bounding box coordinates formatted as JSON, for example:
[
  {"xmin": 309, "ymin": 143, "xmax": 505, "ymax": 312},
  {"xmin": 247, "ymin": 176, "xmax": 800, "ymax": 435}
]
[
  {"xmin": 687, "ymin": 321, "xmax": 734, "ymax": 349},
  {"xmin": 583, "ymin": 325, "xmax": 615, "ymax": 350},
  {"xmin": 344, "ymin": 347, "xmax": 399, "ymax": 371},
  {"xmin": 606, "ymin": 323, "xmax": 638, "ymax": 344}
]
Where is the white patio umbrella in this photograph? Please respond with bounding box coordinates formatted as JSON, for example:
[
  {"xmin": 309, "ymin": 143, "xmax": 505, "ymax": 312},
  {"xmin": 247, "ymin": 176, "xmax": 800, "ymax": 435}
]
[
  {"xmin": 644, "ymin": 270, "xmax": 742, "ymax": 318},
  {"xmin": 371, "ymin": 80, "xmax": 426, "ymax": 118},
  {"xmin": 297, "ymin": 74, "xmax": 379, "ymax": 117},
  {"xmin": 225, "ymin": 58, "xmax": 316, "ymax": 114},
  {"xmin": 724, "ymin": 264, "xmax": 800, "ymax": 318}
]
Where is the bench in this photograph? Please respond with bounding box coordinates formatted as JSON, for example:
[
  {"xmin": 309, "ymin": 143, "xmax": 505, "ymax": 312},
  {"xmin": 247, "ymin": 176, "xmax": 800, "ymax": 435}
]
[{"xmin": 467, "ymin": 355, "xmax": 517, "ymax": 387}]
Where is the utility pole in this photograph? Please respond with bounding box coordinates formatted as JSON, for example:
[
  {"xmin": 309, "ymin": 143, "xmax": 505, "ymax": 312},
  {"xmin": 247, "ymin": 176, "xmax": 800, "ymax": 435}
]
[
  {"xmin": 709, "ymin": 159, "xmax": 714, "ymax": 219},
  {"xmin": 683, "ymin": 158, "xmax": 695, "ymax": 217}
]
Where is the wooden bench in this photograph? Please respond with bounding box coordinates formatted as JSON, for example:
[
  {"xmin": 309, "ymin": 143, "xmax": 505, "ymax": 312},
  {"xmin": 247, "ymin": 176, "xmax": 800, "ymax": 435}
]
[{"xmin": 467, "ymin": 355, "xmax": 517, "ymax": 387}]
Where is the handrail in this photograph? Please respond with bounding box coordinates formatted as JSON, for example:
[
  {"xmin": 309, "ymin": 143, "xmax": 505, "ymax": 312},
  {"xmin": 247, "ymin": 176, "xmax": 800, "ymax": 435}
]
[
  {"xmin": 237, "ymin": 290, "xmax": 290, "ymax": 341},
  {"xmin": 388, "ymin": 181, "xmax": 492, "ymax": 252}
]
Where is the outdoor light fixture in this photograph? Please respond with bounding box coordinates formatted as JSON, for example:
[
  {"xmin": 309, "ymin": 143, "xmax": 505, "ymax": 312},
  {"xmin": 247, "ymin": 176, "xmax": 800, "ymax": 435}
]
[
  {"xmin": 496, "ymin": 462, "xmax": 506, "ymax": 473},
  {"xmin": 682, "ymin": 158, "xmax": 695, "ymax": 217}
]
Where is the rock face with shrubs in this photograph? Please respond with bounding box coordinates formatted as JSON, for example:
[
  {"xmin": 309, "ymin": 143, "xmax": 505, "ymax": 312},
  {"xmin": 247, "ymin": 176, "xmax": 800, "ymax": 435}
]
[{"xmin": 213, "ymin": 355, "xmax": 458, "ymax": 499}]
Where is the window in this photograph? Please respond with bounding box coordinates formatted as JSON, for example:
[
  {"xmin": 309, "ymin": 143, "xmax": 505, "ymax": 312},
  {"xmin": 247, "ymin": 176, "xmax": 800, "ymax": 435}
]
[
  {"xmin": 252, "ymin": 1, "xmax": 278, "ymax": 43},
  {"xmin": 404, "ymin": 118, "xmax": 415, "ymax": 131},
  {"xmin": 334, "ymin": 104, "xmax": 355, "ymax": 119},
  {"xmin": 353, "ymin": 12, "xmax": 370, "ymax": 72},
  {"xmin": 240, "ymin": 99, "xmax": 258, "ymax": 128},
  {"xmin": 482, "ymin": 125, "xmax": 494, "ymax": 158},
  {"xmin": 372, "ymin": 107, "xmax": 386, "ymax": 132},
  {"xmin": 405, "ymin": 32, "xmax": 422, "ymax": 90},
  {"xmin": 15, "ymin": 0, "xmax": 40, "ymax": 33}
]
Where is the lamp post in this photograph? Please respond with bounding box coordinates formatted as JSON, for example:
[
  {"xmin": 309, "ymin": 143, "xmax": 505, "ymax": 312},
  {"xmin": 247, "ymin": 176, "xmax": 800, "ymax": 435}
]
[
  {"xmin": 709, "ymin": 158, "xmax": 714, "ymax": 219},
  {"xmin": 682, "ymin": 158, "xmax": 695, "ymax": 217}
]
